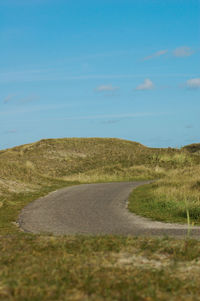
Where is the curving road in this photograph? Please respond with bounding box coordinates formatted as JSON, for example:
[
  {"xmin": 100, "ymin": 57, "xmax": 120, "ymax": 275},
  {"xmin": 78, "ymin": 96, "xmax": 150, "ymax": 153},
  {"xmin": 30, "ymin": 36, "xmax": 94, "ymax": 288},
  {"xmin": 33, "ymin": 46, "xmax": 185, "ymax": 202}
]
[{"xmin": 19, "ymin": 181, "xmax": 200, "ymax": 237}]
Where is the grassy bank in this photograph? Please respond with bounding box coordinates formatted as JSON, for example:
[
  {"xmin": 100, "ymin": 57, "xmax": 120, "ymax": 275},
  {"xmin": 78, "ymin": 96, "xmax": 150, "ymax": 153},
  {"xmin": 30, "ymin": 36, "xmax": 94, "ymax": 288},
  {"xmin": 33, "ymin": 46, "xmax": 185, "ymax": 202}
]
[{"xmin": 129, "ymin": 164, "xmax": 200, "ymax": 225}]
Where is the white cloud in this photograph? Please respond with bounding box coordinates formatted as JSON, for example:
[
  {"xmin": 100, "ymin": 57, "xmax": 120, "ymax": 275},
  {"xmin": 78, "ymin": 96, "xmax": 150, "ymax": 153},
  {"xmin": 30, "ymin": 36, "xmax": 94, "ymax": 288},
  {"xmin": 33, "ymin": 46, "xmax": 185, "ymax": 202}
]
[
  {"xmin": 173, "ymin": 46, "xmax": 194, "ymax": 57},
  {"xmin": 143, "ymin": 49, "xmax": 168, "ymax": 61},
  {"xmin": 136, "ymin": 79, "xmax": 154, "ymax": 91},
  {"xmin": 95, "ymin": 85, "xmax": 119, "ymax": 92},
  {"xmin": 143, "ymin": 46, "xmax": 194, "ymax": 61},
  {"xmin": 187, "ymin": 78, "xmax": 200, "ymax": 89}
]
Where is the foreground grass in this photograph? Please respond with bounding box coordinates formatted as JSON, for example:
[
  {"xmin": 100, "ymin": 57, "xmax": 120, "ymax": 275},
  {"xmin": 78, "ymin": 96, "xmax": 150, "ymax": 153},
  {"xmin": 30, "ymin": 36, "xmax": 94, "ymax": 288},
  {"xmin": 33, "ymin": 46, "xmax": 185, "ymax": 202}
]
[{"xmin": 1, "ymin": 235, "xmax": 200, "ymax": 300}]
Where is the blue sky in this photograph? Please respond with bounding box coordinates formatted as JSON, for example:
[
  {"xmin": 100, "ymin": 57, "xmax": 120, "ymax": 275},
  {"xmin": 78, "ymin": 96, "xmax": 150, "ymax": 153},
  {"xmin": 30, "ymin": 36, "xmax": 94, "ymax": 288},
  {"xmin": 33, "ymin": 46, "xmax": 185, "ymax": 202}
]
[{"xmin": 0, "ymin": 0, "xmax": 200, "ymax": 149}]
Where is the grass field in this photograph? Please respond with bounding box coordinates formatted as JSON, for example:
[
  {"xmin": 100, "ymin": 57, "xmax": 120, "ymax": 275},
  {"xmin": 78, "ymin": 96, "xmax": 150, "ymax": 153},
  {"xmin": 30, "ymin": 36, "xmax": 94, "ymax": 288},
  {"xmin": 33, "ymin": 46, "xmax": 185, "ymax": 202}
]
[
  {"xmin": 1, "ymin": 137, "xmax": 200, "ymax": 300},
  {"xmin": 2, "ymin": 235, "xmax": 200, "ymax": 301}
]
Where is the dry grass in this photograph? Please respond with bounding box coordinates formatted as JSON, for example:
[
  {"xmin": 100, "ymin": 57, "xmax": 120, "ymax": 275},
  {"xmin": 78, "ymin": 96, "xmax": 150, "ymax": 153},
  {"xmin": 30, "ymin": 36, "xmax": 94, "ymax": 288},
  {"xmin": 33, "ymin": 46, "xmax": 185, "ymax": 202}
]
[
  {"xmin": 1, "ymin": 235, "xmax": 200, "ymax": 301},
  {"xmin": 153, "ymin": 166, "xmax": 200, "ymax": 204}
]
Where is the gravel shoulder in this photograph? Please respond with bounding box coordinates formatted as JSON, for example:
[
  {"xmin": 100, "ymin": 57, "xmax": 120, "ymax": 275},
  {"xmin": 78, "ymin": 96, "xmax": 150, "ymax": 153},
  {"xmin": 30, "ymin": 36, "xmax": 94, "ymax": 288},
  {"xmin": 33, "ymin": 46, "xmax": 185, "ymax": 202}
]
[{"xmin": 19, "ymin": 181, "xmax": 200, "ymax": 237}]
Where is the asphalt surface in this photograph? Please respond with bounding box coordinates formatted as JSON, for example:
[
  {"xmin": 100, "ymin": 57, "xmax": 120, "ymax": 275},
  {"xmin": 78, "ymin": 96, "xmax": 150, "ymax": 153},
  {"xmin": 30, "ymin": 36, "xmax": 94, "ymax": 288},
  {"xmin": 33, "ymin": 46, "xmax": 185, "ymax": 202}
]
[{"xmin": 19, "ymin": 181, "xmax": 200, "ymax": 237}]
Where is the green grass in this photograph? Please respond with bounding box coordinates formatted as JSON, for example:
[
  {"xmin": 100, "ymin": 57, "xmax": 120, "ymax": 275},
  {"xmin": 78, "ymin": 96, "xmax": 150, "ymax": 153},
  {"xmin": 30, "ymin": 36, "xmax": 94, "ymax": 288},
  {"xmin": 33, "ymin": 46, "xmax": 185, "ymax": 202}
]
[
  {"xmin": 128, "ymin": 183, "xmax": 200, "ymax": 224},
  {"xmin": 1, "ymin": 235, "xmax": 200, "ymax": 300},
  {"xmin": 128, "ymin": 165, "xmax": 200, "ymax": 225},
  {"xmin": 1, "ymin": 138, "xmax": 200, "ymax": 300}
]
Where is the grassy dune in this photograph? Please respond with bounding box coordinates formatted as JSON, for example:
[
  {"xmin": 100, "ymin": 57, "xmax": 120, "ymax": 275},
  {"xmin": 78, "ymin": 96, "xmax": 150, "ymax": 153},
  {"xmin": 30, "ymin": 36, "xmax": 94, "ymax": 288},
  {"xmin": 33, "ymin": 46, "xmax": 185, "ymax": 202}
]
[
  {"xmin": 1, "ymin": 137, "xmax": 200, "ymax": 228},
  {"xmin": 1, "ymin": 138, "xmax": 200, "ymax": 300}
]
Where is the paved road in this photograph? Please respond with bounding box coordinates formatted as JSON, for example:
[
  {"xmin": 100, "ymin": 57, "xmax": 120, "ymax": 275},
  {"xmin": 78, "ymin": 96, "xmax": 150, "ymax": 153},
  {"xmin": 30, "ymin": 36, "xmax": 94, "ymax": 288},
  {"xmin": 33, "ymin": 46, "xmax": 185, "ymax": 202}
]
[{"xmin": 19, "ymin": 181, "xmax": 200, "ymax": 237}]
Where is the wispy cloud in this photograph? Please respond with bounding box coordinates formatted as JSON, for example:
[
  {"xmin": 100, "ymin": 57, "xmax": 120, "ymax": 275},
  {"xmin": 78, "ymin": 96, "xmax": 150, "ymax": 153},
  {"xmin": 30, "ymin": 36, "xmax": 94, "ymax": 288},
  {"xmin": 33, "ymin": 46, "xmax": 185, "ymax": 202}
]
[
  {"xmin": 101, "ymin": 119, "xmax": 121, "ymax": 124},
  {"xmin": 3, "ymin": 94, "xmax": 15, "ymax": 104},
  {"xmin": 2, "ymin": 93, "xmax": 38, "ymax": 104},
  {"xmin": 0, "ymin": 69, "xmax": 52, "ymax": 83},
  {"xmin": 63, "ymin": 112, "xmax": 160, "ymax": 121},
  {"xmin": 0, "ymin": 70, "xmax": 198, "ymax": 83},
  {"xmin": 4, "ymin": 129, "xmax": 17, "ymax": 134},
  {"xmin": 3, "ymin": 0, "xmax": 48, "ymax": 5},
  {"xmin": 95, "ymin": 85, "xmax": 119, "ymax": 92},
  {"xmin": 142, "ymin": 46, "xmax": 194, "ymax": 61},
  {"xmin": 135, "ymin": 78, "xmax": 154, "ymax": 91},
  {"xmin": 185, "ymin": 125, "xmax": 193, "ymax": 129},
  {"xmin": 186, "ymin": 78, "xmax": 200, "ymax": 89},
  {"xmin": 143, "ymin": 49, "xmax": 168, "ymax": 61},
  {"xmin": 19, "ymin": 94, "xmax": 38, "ymax": 104},
  {"xmin": 0, "ymin": 103, "xmax": 77, "ymax": 117},
  {"xmin": 173, "ymin": 46, "xmax": 194, "ymax": 57}
]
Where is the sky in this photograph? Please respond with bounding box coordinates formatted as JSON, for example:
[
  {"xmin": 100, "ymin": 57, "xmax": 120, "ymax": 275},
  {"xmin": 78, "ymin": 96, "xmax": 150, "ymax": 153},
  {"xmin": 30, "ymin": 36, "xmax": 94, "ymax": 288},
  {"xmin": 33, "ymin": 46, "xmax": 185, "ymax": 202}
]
[{"xmin": 0, "ymin": 0, "xmax": 200, "ymax": 149}]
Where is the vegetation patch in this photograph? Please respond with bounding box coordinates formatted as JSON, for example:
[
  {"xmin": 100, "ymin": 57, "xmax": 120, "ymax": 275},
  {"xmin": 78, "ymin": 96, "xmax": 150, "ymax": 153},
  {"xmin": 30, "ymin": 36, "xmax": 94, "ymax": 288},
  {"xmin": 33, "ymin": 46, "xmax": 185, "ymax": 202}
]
[
  {"xmin": 128, "ymin": 183, "xmax": 189, "ymax": 224},
  {"xmin": 1, "ymin": 235, "xmax": 200, "ymax": 301},
  {"xmin": 129, "ymin": 164, "xmax": 200, "ymax": 225}
]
